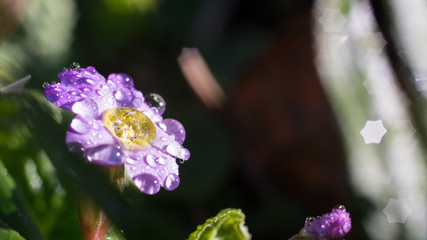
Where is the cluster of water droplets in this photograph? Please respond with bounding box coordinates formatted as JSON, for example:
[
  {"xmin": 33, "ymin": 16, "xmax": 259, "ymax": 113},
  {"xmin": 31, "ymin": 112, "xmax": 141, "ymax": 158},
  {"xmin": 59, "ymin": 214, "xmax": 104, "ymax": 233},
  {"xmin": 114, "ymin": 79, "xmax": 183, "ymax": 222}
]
[
  {"xmin": 125, "ymin": 148, "xmax": 181, "ymax": 194},
  {"xmin": 304, "ymin": 205, "xmax": 351, "ymax": 239}
]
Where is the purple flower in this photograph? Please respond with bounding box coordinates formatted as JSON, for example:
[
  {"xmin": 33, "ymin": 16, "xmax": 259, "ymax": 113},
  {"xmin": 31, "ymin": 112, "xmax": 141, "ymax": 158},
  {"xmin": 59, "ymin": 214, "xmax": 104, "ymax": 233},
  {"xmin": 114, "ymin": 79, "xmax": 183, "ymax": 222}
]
[
  {"xmin": 302, "ymin": 205, "xmax": 352, "ymax": 240},
  {"xmin": 44, "ymin": 65, "xmax": 190, "ymax": 195}
]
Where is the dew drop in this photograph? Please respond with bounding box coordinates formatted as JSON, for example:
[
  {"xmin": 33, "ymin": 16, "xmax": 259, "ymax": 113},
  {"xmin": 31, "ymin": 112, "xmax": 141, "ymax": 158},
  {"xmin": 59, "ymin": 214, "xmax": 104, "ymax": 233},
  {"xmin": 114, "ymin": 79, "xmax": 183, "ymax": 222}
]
[
  {"xmin": 145, "ymin": 155, "xmax": 157, "ymax": 167},
  {"xmin": 160, "ymin": 119, "xmax": 186, "ymax": 144},
  {"xmin": 305, "ymin": 216, "xmax": 316, "ymax": 224},
  {"xmin": 333, "ymin": 204, "xmax": 346, "ymax": 211},
  {"xmin": 114, "ymin": 89, "xmax": 133, "ymax": 103},
  {"xmin": 70, "ymin": 62, "xmax": 80, "ymax": 70},
  {"xmin": 86, "ymin": 79, "xmax": 96, "ymax": 85},
  {"xmin": 145, "ymin": 93, "xmax": 166, "ymax": 115},
  {"xmin": 166, "ymin": 143, "xmax": 181, "ymax": 157},
  {"xmin": 70, "ymin": 118, "xmax": 90, "ymax": 134},
  {"xmin": 164, "ymin": 173, "xmax": 180, "ymax": 191},
  {"xmin": 133, "ymin": 174, "xmax": 160, "ymax": 195},
  {"xmin": 42, "ymin": 82, "xmax": 50, "ymax": 88},
  {"xmin": 71, "ymin": 99, "xmax": 99, "ymax": 118},
  {"xmin": 126, "ymin": 157, "xmax": 138, "ymax": 165},
  {"xmin": 180, "ymin": 148, "xmax": 190, "ymax": 161},
  {"xmin": 156, "ymin": 156, "xmax": 166, "ymax": 165}
]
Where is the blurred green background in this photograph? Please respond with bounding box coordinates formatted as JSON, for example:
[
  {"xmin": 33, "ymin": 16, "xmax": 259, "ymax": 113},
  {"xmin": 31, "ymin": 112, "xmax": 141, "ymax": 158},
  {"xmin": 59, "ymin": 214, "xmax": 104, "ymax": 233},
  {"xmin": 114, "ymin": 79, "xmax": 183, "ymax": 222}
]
[{"xmin": 1, "ymin": 0, "xmax": 427, "ymax": 239}]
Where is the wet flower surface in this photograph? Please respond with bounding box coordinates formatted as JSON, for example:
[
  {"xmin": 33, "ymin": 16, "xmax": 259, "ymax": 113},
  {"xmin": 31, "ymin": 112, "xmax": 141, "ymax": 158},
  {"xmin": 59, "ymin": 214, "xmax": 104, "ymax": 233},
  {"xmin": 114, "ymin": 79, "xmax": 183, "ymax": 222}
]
[
  {"xmin": 44, "ymin": 65, "xmax": 190, "ymax": 195},
  {"xmin": 303, "ymin": 205, "xmax": 351, "ymax": 239}
]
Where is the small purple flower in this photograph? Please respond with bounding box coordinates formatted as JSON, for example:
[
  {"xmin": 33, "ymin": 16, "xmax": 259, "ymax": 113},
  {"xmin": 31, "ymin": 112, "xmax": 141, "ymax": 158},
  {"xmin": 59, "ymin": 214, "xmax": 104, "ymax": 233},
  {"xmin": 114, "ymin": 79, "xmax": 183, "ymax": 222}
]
[
  {"xmin": 302, "ymin": 205, "xmax": 352, "ymax": 240},
  {"xmin": 44, "ymin": 64, "xmax": 190, "ymax": 195}
]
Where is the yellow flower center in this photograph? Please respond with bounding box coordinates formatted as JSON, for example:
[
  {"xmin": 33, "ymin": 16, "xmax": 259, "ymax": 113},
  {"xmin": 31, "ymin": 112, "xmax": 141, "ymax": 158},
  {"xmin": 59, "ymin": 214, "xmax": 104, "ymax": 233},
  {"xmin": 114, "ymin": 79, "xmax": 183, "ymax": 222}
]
[{"xmin": 103, "ymin": 107, "xmax": 156, "ymax": 149}]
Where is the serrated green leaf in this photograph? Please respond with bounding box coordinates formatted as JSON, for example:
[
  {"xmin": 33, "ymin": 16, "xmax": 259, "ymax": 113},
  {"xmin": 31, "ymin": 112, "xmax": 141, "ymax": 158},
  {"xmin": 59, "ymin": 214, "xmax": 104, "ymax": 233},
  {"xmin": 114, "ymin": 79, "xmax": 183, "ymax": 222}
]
[
  {"xmin": 0, "ymin": 228, "xmax": 26, "ymax": 240},
  {"xmin": 188, "ymin": 208, "xmax": 251, "ymax": 240}
]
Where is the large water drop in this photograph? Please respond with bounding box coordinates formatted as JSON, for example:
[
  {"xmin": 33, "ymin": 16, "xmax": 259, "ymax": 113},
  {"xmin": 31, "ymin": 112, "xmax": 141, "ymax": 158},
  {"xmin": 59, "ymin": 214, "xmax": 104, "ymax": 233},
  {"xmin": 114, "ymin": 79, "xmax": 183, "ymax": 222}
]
[
  {"xmin": 114, "ymin": 89, "xmax": 133, "ymax": 103},
  {"xmin": 145, "ymin": 93, "xmax": 166, "ymax": 115},
  {"xmin": 72, "ymin": 99, "xmax": 99, "ymax": 118},
  {"xmin": 133, "ymin": 174, "xmax": 160, "ymax": 195},
  {"xmin": 159, "ymin": 119, "xmax": 186, "ymax": 144},
  {"xmin": 164, "ymin": 173, "xmax": 180, "ymax": 191}
]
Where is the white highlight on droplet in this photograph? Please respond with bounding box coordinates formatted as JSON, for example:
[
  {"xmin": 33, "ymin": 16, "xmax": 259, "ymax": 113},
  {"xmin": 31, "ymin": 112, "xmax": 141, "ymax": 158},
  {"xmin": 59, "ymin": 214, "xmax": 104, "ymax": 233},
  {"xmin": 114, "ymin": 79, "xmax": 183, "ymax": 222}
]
[
  {"xmin": 318, "ymin": 8, "xmax": 347, "ymax": 33},
  {"xmin": 383, "ymin": 199, "xmax": 412, "ymax": 223},
  {"xmin": 360, "ymin": 120, "xmax": 387, "ymax": 144}
]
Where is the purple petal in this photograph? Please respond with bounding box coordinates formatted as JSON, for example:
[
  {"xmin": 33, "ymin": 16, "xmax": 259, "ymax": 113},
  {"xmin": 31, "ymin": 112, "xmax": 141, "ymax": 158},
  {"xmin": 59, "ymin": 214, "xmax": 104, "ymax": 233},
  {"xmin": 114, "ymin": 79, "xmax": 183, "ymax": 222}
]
[
  {"xmin": 66, "ymin": 118, "xmax": 118, "ymax": 160},
  {"xmin": 125, "ymin": 148, "xmax": 180, "ymax": 194},
  {"xmin": 151, "ymin": 126, "xmax": 190, "ymax": 160},
  {"xmin": 86, "ymin": 144, "xmax": 124, "ymax": 166},
  {"xmin": 44, "ymin": 83, "xmax": 85, "ymax": 111},
  {"xmin": 45, "ymin": 67, "xmax": 118, "ymax": 115}
]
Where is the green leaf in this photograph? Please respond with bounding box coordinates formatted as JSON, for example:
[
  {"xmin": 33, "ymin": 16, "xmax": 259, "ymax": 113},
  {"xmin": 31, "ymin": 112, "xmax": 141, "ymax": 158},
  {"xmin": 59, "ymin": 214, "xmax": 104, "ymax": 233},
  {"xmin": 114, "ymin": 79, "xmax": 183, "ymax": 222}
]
[
  {"xmin": 188, "ymin": 208, "xmax": 251, "ymax": 240},
  {"xmin": 0, "ymin": 228, "xmax": 26, "ymax": 240},
  {"xmin": 0, "ymin": 160, "xmax": 17, "ymax": 215},
  {"xmin": 103, "ymin": 224, "xmax": 126, "ymax": 240}
]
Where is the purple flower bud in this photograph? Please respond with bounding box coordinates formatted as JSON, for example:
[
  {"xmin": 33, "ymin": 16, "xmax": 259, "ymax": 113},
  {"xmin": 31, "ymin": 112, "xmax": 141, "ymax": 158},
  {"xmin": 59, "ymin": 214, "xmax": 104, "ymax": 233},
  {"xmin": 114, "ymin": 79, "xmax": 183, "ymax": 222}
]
[{"xmin": 303, "ymin": 205, "xmax": 352, "ymax": 239}]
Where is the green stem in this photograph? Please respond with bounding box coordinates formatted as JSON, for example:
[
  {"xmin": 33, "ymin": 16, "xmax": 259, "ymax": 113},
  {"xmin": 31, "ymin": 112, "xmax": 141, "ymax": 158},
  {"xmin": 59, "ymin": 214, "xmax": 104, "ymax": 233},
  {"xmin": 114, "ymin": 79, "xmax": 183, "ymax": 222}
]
[{"xmin": 77, "ymin": 165, "xmax": 124, "ymax": 240}]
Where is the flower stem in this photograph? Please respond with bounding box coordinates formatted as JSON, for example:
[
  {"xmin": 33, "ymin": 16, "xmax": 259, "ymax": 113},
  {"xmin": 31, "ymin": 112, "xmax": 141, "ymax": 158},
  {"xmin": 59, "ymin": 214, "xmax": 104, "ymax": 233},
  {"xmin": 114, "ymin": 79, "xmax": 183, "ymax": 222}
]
[{"xmin": 77, "ymin": 165, "xmax": 124, "ymax": 240}]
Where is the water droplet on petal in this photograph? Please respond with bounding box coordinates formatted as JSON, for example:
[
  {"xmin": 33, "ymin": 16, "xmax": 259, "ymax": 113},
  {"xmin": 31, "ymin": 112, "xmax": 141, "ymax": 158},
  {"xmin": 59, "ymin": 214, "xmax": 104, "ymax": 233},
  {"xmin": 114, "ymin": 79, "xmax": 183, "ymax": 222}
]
[
  {"xmin": 305, "ymin": 216, "xmax": 316, "ymax": 224},
  {"xmin": 42, "ymin": 82, "xmax": 50, "ymax": 88},
  {"xmin": 86, "ymin": 145, "xmax": 123, "ymax": 165},
  {"xmin": 133, "ymin": 174, "xmax": 160, "ymax": 195},
  {"xmin": 160, "ymin": 119, "xmax": 186, "ymax": 144},
  {"xmin": 166, "ymin": 143, "xmax": 181, "ymax": 157},
  {"xmin": 164, "ymin": 173, "xmax": 180, "ymax": 191},
  {"xmin": 70, "ymin": 62, "xmax": 80, "ymax": 70},
  {"xmin": 114, "ymin": 89, "xmax": 133, "ymax": 103},
  {"xmin": 180, "ymin": 148, "xmax": 190, "ymax": 160},
  {"xmin": 156, "ymin": 156, "xmax": 166, "ymax": 165},
  {"xmin": 70, "ymin": 118, "xmax": 90, "ymax": 134},
  {"xmin": 71, "ymin": 99, "xmax": 99, "ymax": 118},
  {"xmin": 86, "ymin": 79, "xmax": 96, "ymax": 85},
  {"xmin": 145, "ymin": 93, "xmax": 166, "ymax": 115},
  {"xmin": 334, "ymin": 204, "xmax": 346, "ymax": 211},
  {"xmin": 145, "ymin": 155, "xmax": 157, "ymax": 167},
  {"xmin": 126, "ymin": 157, "xmax": 138, "ymax": 164}
]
